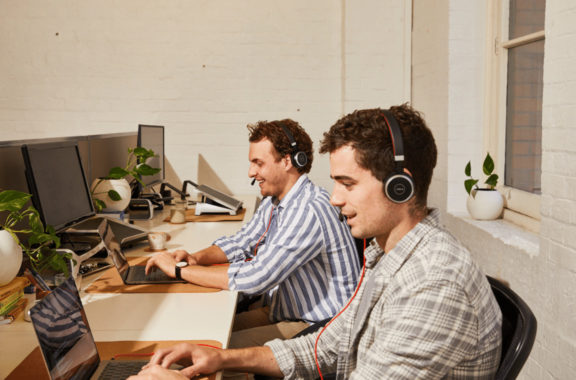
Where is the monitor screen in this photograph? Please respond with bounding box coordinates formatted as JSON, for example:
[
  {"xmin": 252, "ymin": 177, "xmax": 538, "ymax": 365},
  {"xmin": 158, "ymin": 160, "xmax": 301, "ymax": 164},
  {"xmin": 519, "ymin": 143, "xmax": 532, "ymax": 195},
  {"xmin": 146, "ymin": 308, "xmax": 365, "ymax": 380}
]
[
  {"xmin": 21, "ymin": 142, "xmax": 95, "ymax": 232},
  {"xmin": 137, "ymin": 124, "xmax": 164, "ymax": 187}
]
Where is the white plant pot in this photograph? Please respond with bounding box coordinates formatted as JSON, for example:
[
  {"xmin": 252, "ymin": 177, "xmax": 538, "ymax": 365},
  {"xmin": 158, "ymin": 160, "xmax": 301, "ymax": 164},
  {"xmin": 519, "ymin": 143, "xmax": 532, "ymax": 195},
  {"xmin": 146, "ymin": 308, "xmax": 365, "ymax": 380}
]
[
  {"xmin": 466, "ymin": 189, "xmax": 504, "ymax": 220},
  {"xmin": 91, "ymin": 178, "xmax": 131, "ymax": 212},
  {"xmin": 0, "ymin": 230, "xmax": 23, "ymax": 286}
]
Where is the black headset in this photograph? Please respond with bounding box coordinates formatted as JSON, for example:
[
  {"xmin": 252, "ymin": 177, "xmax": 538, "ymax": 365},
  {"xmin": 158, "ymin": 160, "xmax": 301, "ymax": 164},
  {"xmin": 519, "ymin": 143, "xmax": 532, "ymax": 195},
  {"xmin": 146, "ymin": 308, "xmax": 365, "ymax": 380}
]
[
  {"xmin": 381, "ymin": 110, "xmax": 415, "ymax": 203},
  {"xmin": 280, "ymin": 124, "xmax": 308, "ymax": 169}
]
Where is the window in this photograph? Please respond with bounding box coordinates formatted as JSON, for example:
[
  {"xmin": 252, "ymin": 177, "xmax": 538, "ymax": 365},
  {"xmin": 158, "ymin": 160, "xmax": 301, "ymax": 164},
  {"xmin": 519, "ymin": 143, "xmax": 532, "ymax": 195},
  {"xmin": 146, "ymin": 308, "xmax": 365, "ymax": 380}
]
[{"xmin": 485, "ymin": 0, "xmax": 545, "ymax": 232}]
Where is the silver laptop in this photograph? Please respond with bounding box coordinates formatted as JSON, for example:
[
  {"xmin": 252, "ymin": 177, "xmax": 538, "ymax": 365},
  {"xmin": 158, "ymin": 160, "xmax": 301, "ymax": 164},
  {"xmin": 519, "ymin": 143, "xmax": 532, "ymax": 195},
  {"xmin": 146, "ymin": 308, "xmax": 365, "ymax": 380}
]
[
  {"xmin": 96, "ymin": 219, "xmax": 185, "ymax": 285},
  {"xmin": 29, "ymin": 276, "xmax": 181, "ymax": 379}
]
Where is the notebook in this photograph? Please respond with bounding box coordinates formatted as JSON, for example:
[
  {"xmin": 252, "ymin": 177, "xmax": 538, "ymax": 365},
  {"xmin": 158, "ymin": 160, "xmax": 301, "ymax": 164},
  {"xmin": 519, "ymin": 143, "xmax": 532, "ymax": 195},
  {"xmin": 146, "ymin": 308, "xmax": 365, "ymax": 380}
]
[
  {"xmin": 29, "ymin": 276, "xmax": 182, "ymax": 379},
  {"xmin": 21, "ymin": 142, "xmax": 148, "ymax": 247}
]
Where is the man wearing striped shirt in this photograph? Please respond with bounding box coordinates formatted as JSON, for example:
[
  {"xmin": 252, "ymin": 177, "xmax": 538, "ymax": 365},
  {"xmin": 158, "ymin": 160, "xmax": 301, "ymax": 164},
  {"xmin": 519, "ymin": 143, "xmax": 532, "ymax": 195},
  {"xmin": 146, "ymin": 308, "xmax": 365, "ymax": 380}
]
[
  {"xmin": 133, "ymin": 104, "xmax": 502, "ymax": 380},
  {"xmin": 145, "ymin": 119, "xmax": 360, "ymax": 347}
]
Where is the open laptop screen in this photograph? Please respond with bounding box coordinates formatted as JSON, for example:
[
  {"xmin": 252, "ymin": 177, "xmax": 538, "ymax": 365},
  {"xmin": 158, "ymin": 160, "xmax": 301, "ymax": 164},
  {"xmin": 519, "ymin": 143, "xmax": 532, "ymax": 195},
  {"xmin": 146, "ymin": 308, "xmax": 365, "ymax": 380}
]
[
  {"xmin": 137, "ymin": 125, "xmax": 164, "ymax": 187},
  {"xmin": 29, "ymin": 276, "xmax": 100, "ymax": 379},
  {"xmin": 22, "ymin": 142, "xmax": 96, "ymax": 232}
]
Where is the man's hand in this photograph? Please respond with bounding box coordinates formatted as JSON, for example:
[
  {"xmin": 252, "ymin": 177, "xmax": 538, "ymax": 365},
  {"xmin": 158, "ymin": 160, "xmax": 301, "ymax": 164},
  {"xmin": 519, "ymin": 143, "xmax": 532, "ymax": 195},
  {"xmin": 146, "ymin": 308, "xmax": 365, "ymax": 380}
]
[
  {"xmin": 143, "ymin": 343, "xmax": 223, "ymax": 378},
  {"xmin": 126, "ymin": 365, "xmax": 188, "ymax": 380},
  {"xmin": 145, "ymin": 251, "xmax": 180, "ymax": 277},
  {"xmin": 171, "ymin": 250, "xmax": 199, "ymax": 265}
]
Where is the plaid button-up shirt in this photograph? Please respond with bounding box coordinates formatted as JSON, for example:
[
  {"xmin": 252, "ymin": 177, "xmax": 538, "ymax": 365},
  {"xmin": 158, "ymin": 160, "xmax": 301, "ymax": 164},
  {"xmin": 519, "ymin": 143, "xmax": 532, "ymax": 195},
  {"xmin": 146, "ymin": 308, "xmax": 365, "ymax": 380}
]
[{"xmin": 267, "ymin": 208, "xmax": 502, "ymax": 379}]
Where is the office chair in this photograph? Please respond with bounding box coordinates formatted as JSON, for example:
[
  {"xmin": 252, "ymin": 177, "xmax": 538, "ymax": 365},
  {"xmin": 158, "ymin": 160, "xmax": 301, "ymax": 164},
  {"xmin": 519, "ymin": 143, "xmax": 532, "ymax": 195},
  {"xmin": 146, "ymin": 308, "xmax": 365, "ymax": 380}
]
[{"xmin": 487, "ymin": 276, "xmax": 537, "ymax": 380}]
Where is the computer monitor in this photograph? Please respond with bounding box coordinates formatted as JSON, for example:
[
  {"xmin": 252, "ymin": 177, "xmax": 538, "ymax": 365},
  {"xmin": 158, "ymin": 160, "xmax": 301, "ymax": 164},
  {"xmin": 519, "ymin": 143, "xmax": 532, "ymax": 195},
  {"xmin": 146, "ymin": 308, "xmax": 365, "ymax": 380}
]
[
  {"xmin": 21, "ymin": 142, "xmax": 96, "ymax": 233},
  {"xmin": 137, "ymin": 124, "xmax": 164, "ymax": 187}
]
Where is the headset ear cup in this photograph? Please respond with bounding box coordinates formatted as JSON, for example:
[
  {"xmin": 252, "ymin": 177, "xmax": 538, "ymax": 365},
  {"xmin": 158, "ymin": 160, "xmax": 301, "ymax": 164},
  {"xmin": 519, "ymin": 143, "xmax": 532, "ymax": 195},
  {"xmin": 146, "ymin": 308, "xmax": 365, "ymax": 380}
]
[
  {"xmin": 292, "ymin": 151, "xmax": 308, "ymax": 169},
  {"xmin": 384, "ymin": 172, "xmax": 414, "ymax": 203}
]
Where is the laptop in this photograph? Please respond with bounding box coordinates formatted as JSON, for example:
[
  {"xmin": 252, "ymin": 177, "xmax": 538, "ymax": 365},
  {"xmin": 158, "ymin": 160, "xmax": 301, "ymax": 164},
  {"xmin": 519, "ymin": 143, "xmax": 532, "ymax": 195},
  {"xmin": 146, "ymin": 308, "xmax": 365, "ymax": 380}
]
[
  {"xmin": 21, "ymin": 142, "xmax": 148, "ymax": 247},
  {"xmin": 96, "ymin": 219, "xmax": 185, "ymax": 285},
  {"xmin": 29, "ymin": 276, "xmax": 181, "ymax": 379}
]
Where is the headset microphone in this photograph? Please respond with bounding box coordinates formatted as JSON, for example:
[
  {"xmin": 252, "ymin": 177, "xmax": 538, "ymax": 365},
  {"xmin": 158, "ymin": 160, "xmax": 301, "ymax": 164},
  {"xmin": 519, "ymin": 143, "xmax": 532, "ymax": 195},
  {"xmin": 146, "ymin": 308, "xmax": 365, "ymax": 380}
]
[
  {"xmin": 251, "ymin": 178, "xmax": 256, "ymax": 186},
  {"xmin": 338, "ymin": 208, "xmax": 345, "ymax": 222}
]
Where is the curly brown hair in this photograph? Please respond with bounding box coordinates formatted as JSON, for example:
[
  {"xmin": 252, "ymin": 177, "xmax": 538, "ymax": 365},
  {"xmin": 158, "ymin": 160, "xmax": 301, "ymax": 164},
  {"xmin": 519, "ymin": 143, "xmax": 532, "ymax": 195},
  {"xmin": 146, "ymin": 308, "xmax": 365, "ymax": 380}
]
[
  {"xmin": 247, "ymin": 119, "xmax": 313, "ymax": 174},
  {"xmin": 319, "ymin": 104, "xmax": 437, "ymax": 209}
]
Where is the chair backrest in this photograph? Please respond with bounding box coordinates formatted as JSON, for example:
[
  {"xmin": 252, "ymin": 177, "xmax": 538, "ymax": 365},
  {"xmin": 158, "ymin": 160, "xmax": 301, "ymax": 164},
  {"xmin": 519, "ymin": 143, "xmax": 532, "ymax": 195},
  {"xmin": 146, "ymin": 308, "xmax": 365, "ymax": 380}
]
[{"xmin": 487, "ymin": 276, "xmax": 537, "ymax": 380}]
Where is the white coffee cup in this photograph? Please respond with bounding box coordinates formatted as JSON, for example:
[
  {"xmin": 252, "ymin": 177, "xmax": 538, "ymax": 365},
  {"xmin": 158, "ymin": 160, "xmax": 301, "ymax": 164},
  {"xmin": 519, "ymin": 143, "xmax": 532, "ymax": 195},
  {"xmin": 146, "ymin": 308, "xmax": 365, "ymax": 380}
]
[{"xmin": 148, "ymin": 232, "xmax": 168, "ymax": 251}]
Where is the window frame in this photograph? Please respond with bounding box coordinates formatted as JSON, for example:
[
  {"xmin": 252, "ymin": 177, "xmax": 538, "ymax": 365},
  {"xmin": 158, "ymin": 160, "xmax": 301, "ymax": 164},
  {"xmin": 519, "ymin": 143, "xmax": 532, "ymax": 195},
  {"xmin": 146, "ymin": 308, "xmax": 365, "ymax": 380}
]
[{"xmin": 484, "ymin": 0, "xmax": 543, "ymax": 233}]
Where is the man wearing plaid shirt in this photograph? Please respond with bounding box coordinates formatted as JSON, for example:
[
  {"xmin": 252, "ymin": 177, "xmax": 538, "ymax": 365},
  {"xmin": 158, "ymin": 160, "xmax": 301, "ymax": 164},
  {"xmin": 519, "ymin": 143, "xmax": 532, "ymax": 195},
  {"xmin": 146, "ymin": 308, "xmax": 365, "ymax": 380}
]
[{"xmin": 130, "ymin": 104, "xmax": 502, "ymax": 380}]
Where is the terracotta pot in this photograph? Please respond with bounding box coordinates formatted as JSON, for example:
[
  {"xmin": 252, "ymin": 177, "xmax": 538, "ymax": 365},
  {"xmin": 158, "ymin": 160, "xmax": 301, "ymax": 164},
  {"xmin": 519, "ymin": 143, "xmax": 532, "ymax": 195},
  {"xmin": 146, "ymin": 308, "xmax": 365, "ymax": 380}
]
[{"xmin": 466, "ymin": 189, "xmax": 504, "ymax": 220}]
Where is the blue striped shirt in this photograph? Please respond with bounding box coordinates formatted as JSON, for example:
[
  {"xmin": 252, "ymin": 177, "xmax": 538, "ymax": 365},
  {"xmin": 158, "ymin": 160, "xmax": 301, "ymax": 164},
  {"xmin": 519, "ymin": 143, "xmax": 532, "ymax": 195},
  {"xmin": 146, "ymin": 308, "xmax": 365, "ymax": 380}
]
[{"xmin": 213, "ymin": 175, "xmax": 360, "ymax": 324}]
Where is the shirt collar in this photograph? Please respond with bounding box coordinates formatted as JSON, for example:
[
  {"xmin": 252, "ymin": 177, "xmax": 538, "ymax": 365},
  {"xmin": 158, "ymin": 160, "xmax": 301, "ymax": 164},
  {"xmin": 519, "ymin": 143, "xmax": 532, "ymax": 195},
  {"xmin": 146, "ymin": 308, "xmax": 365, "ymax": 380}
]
[
  {"xmin": 272, "ymin": 174, "xmax": 309, "ymax": 210},
  {"xmin": 364, "ymin": 208, "xmax": 440, "ymax": 275}
]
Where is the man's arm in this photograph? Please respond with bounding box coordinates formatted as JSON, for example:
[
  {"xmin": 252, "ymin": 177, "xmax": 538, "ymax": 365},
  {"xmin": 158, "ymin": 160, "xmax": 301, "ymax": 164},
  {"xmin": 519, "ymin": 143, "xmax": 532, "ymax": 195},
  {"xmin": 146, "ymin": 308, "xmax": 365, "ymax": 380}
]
[
  {"xmin": 145, "ymin": 249, "xmax": 230, "ymax": 289},
  {"xmin": 187, "ymin": 245, "xmax": 229, "ymax": 265}
]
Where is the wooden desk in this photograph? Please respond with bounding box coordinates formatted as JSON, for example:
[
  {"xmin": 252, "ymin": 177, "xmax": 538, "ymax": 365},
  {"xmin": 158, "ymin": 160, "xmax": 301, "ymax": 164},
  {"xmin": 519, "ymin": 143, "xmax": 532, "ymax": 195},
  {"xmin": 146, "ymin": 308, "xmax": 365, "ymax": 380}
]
[{"xmin": 0, "ymin": 195, "xmax": 257, "ymax": 379}]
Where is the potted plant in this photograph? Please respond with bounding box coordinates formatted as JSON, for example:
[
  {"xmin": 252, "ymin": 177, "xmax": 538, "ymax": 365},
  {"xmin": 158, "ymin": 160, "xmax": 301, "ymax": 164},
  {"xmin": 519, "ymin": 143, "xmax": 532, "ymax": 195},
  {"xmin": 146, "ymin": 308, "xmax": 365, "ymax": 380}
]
[
  {"xmin": 0, "ymin": 190, "xmax": 68, "ymax": 286},
  {"xmin": 464, "ymin": 152, "xmax": 504, "ymax": 220},
  {"xmin": 91, "ymin": 147, "xmax": 160, "ymax": 213}
]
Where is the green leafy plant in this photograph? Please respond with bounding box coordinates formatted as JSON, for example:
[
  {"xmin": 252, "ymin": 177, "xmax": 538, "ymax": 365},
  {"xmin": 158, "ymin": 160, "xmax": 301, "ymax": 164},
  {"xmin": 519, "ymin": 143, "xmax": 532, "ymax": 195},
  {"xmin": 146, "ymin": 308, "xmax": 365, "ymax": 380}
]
[
  {"xmin": 0, "ymin": 189, "xmax": 69, "ymax": 275},
  {"xmin": 464, "ymin": 152, "xmax": 499, "ymax": 195},
  {"xmin": 91, "ymin": 147, "xmax": 161, "ymax": 212}
]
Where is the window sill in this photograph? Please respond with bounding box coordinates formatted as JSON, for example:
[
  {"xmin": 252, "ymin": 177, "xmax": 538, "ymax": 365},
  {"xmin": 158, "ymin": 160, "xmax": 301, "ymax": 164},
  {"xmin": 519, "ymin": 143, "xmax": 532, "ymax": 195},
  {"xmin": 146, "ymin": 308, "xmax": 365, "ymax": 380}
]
[{"xmin": 447, "ymin": 211, "xmax": 540, "ymax": 258}]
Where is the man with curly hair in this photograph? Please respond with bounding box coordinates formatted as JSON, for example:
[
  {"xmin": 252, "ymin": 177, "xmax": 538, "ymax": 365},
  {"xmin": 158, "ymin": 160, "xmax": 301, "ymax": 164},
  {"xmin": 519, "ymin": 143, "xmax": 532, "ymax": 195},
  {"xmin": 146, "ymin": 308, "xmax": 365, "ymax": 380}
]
[
  {"xmin": 145, "ymin": 119, "xmax": 360, "ymax": 348},
  {"xmin": 133, "ymin": 105, "xmax": 502, "ymax": 379}
]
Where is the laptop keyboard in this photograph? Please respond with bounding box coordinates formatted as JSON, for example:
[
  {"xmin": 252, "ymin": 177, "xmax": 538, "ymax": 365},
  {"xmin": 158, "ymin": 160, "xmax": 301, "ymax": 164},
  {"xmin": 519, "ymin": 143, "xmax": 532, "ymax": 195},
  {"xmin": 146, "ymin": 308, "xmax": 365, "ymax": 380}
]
[
  {"xmin": 98, "ymin": 360, "xmax": 183, "ymax": 379},
  {"xmin": 127, "ymin": 265, "xmax": 180, "ymax": 283},
  {"xmin": 98, "ymin": 360, "xmax": 147, "ymax": 379}
]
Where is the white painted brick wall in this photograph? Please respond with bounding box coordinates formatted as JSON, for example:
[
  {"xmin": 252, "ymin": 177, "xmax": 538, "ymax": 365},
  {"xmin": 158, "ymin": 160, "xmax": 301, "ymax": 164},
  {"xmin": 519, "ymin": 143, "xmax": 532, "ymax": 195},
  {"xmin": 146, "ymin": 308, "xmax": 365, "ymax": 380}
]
[
  {"xmin": 0, "ymin": 0, "xmax": 408, "ymax": 194},
  {"xmin": 413, "ymin": 0, "xmax": 576, "ymax": 378}
]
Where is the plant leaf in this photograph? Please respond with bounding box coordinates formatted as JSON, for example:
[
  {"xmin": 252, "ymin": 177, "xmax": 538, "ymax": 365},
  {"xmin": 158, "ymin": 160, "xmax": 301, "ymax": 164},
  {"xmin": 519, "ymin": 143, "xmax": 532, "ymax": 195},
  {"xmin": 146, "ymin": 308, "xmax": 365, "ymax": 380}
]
[
  {"xmin": 483, "ymin": 153, "xmax": 495, "ymax": 175},
  {"xmin": 135, "ymin": 164, "xmax": 161, "ymax": 176},
  {"xmin": 108, "ymin": 167, "xmax": 130, "ymax": 179},
  {"xmin": 465, "ymin": 179, "xmax": 478, "ymax": 195},
  {"xmin": 93, "ymin": 198, "xmax": 106, "ymax": 212},
  {"xmin": 133, "ymin": 147, "xmax": 149, "ymax": 157},
  {"xmin": 0, "ymin": 190, "xmax": 31, "ymax": 213},
  {"xmin": 485, "ymin": 174, "xmax": 499, "ymax": 189},
  {"xmin": 464, "ymin": 161, "xmax": 472, "ymax": 177},
  {"xmin": 107, "ymin": 189, "xmax": 122, "ymax": 201}
]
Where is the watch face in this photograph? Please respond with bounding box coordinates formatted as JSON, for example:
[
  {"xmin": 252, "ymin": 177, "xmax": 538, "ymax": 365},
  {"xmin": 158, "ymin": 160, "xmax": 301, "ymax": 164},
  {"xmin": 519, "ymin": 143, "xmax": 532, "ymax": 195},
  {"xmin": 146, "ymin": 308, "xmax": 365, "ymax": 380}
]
[{"xmin": 176, "ymin": 261, "xmax": 188, "ymax": 268}]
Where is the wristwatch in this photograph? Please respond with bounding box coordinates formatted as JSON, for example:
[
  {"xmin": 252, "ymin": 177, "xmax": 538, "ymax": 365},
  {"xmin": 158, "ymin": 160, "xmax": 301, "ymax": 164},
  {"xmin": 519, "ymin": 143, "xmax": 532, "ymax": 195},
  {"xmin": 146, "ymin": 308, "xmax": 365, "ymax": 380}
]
[{"xmin": 175, "ymin": 261, "xmax": 188, "ymax": 280}]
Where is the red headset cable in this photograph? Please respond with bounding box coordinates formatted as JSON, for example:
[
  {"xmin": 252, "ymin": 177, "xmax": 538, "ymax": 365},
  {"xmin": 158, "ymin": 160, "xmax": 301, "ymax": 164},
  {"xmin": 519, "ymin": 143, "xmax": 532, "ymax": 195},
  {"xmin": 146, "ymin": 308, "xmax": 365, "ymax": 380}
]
[
  {"xmin": 252, "ymin": 205, "xmax": 275, "ymax": 257},
  {"xmin": 314, "ymin": 239, "xmax": 367, "ymax": 380}
]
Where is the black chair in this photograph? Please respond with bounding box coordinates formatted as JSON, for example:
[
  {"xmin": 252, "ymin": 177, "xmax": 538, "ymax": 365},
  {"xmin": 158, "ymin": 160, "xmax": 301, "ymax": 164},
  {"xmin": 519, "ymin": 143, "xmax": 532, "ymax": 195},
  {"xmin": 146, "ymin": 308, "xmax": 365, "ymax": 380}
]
[{"xmin": 487, "ymin": 276, "xmax": 537, "ymax": 380}]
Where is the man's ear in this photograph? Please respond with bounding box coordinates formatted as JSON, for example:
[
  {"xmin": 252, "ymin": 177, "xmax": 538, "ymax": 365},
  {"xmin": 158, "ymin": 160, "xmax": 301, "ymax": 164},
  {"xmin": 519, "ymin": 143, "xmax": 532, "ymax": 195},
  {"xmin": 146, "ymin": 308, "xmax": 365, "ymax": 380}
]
[{"xmin": 283, "ymin": 154, "xmax": 293, "ymax": 171}]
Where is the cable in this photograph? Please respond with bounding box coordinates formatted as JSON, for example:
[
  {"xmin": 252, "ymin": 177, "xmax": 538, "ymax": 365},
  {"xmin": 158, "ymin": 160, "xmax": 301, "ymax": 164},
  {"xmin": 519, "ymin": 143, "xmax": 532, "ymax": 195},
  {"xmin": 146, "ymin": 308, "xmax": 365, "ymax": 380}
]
[
  {"xmin": 252, "ymin": 206, "xmax": 275, "ymax": 257},
  {"xmin": 314, "ymin": 239, "xmax": 367, "ymax": 380}
]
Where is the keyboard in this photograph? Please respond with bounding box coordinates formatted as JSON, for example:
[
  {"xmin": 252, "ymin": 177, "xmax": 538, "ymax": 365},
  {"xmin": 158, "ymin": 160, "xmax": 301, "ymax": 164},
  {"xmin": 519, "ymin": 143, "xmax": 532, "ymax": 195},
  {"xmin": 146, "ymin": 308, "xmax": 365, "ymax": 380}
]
[
  {"xmin": 97, "ymin": 360, "xmax": 148, "ymax": 380},
  {"xmin": 97, "ymin": 360, "xmax": 183, "ymax": 379},
  {"xmin": 126, "ymin": 265, "xmax": 183, "ymax": 283}
]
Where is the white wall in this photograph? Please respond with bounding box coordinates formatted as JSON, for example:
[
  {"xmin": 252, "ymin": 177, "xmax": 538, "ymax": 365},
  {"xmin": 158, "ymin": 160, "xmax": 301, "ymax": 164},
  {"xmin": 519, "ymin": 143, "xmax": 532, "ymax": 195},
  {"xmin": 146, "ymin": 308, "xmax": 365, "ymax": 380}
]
[
  {"xmin": 0, "ymin": 0, "xmax": 410, "ymax": 194},
  {"xmin": 414, "ymin": 0, "xmax": 576, "ymax": 378}
]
